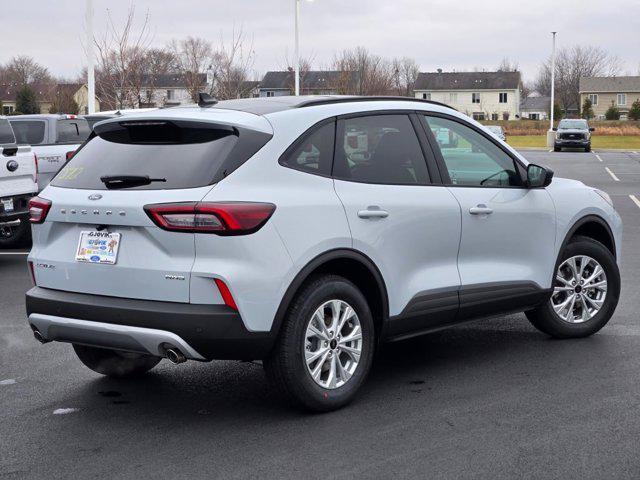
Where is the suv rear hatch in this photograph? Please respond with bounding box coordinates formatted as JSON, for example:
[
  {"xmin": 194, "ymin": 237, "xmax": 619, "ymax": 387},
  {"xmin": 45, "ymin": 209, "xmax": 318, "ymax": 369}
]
[{"xmin": 30, "ymin": 114, "xmax": 272, "ymax": 303}]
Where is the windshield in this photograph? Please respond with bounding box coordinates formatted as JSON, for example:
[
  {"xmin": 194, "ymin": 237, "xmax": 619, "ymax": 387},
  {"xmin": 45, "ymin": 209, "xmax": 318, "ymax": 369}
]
[
  {"xmin": 558, "ymin": 120, "xmax": 587, "ymax": 129},
  {"xmin": 0, "ymin": 119, "xmax": 16, "ymax": 145}
]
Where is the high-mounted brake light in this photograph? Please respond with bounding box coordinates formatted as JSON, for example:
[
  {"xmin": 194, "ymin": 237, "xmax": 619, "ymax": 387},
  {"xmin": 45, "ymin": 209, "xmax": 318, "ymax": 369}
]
[
  {"xmin": 144, "ymin": 202, "xmax": 276, "ymax": 235},
  {"xmin": 28, "ymin": 196, "xmax": 52, "ymax": 224}
]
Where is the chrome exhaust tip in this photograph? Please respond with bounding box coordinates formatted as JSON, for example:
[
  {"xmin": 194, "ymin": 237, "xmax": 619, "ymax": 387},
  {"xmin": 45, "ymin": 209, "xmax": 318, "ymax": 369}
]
[
  {"xmin": 165, "ymin": 348, "xmax": 186, "ymax": 364},
  {"xmin": 33, "ymin": 329, "xmax": 49, "ymax": 344}
]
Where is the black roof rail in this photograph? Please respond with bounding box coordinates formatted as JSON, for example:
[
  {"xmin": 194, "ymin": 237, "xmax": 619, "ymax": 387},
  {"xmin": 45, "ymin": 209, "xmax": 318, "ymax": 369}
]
[{"xmin": 295, "ymin": 96, "xmax": 457, "ymax": 111}]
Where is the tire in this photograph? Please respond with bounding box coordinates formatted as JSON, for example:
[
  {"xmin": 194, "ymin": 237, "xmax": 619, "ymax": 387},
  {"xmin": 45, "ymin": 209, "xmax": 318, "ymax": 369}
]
[
  {"xmin": 0, "ymin": 218, "xmax": 31, "ymax": 248},
  {"xmin": 585, "ymin": 144, "xmax": 591, "ymax": 152},
  {"xmin": 553, "ymin": 146, "xmax": 561, "ymax": 152},
  {"xmin": 73, "ymin": 344, "xmax": 161, "ymax": 378},
  {"xmin": 526, "ymin": 236, "xmax": 620, "ymax": 338},
  {"xmin": 264, "ymin": 275, "xmax": 375, "ymax": 412}
]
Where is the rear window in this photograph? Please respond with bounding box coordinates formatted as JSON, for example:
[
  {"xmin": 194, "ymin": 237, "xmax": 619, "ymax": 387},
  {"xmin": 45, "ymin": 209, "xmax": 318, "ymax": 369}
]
[
  {"xmin": 57, "ymin": 119, "xmax": 91, "ymax": 143},
  {"xmin": 10, "ymin": 120, "xmax": 45, "ymax": 145},
  {"xmin": 0, "ymin": 119, "xmax": 16, "ymax": 145},
  {"xmin": 51, "ymin": 120, "xmax": 271, "ymax": 190}
]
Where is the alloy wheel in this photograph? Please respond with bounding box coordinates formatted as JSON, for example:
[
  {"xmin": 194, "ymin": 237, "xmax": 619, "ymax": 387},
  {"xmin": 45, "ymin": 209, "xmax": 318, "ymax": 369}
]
[
  {"xmin": 304, "ymin": 299, "xmax": 363, "ymax": 389},
  {"xmin": 551, "ymin": 255, "xmax": 607, "ymax": 323}
]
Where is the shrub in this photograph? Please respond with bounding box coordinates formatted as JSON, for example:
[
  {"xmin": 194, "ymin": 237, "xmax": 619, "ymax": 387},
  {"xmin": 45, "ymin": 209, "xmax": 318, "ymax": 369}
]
[
  {"xmin": 15, "ymin": 86, "xmax": 40, "ymax": 114},
  {"xmin": 582, "ymin": 98, "xmax": 594, "ymax": 120},
  {"xmin": 629, "ymin": 99, "xmax": 640, "ymax": 121},
  {"xmin": 605, "ymin": 101, "xmax": 620, "ymax": 120}
]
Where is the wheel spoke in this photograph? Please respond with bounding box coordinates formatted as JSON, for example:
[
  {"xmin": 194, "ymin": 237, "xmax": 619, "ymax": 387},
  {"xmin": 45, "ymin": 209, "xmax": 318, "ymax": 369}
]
[
  {"xmin": 330, "ymin": 300, "xmax": 341, "ymax": 332},
  {"xmin": 310, "ymin": 350, "xmax": 329, "ymax": 381},
  {"xmin": 553, "ymin": 286, "xmax": 574, "ymax": 293},
  {"xmin": 583, "ymin": 294, "xmax": 603, "ymax": 310},
  {"xmin": 337, "ymin": 306, "xmax": 355, "ymax": 334},
  {"xmin": 326, "ymin": 355, "xmax": 337, "ymax": 388},
  {"xmin": 580, "ymin": 295, "xmax": 591, "ymax": 321},
  {"xmin": 307, "ymin": 320, "xmax": 329, "ymax": 341},
  {"xmin": 585, "ymin": 280, "xmax": 607, "ymax": 291},
  {"xmin": 556, "ymin": 275, "xmax": 572, "ymax": 287},
  {"xmin": 553, "ymin": 294, "xmax": 574, "ymax": 319},
  {"xmin": 305, "ymin": 347, "xmax": 328, "ymax": 366},
  {"xmin": 335, "ymin": 356, "xmax": 351, "ymax": 384},
  {"xmin": 339, "ymin": 344, "xmax": 361, "ymax": 363},
  {"xmin": 339, "ymin": 325, "xmax": 362, "ymax": 344},
  {"xmin": 583, "ymin": 265, "xmax": 604, "ymax": 286}
]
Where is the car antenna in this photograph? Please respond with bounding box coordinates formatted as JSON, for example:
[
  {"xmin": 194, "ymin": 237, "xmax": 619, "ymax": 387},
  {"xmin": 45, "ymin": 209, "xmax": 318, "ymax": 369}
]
[{"xmin": 198, "ymin": 92, "xmax": 218, "ymax": 107}]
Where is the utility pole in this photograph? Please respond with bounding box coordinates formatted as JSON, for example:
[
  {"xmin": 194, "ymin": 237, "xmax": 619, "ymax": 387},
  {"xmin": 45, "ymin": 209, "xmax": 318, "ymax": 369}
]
[{"xmin": 86, "ymin": 0, "xmax": 95, "ymax": 114}]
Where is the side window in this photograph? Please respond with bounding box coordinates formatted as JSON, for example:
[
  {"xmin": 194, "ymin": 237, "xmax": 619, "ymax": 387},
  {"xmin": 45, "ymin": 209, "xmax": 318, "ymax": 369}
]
[
  {"xmin": 9, "ymin": 120, "xmax": 46, "ymax": 145},
  {"xmin": 280, "ymin": 121, "xmax": 335, "ymax": 176},
  {"xmin": 334, "ymin": 114, "xmax": 429, "ymax": 185},
  {"xmin": 56, "ymin": 119, "xmax": 91, "ymax": 143},
  {"xmin": 424, "ymin": 116, "xmax": 522, "ymax": 187}
]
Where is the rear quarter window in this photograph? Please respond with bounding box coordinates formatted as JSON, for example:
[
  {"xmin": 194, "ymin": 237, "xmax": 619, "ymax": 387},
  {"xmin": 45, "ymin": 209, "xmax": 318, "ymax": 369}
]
[
  {"xmin": 9, "ymin": 120, "xmax": 45, "ymax": 145},
  {"xmin": 57, "ymin": 119, "xmax": 91, "ymax": 143},
  {"xmin": 0, "ymin": 119, "xmax": 16, "ymax": 145},
  {"xmin": 51, "ymin": 120, "xmax": 271, "ymax": 190}
]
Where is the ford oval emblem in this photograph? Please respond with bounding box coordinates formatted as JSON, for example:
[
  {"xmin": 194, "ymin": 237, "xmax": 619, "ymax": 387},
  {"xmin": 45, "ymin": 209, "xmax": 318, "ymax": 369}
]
[
  {"xmin": 88, "ymin": 194, "xmax": 103, "ymax": 201},
  {"xmin": 6, "ymin": 160, "xmax": 19, "ymax": 172}
]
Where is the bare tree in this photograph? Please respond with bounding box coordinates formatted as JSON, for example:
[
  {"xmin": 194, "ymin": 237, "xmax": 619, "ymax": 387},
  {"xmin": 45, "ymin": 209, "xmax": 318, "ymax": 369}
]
[
  {"xmin": 170, "ymin": 36, "xmax": 213, "ymax": 102},
  {"xmin": 534, "ymin": 45, "xmax": 622, "ymax": 112},
  {"xmin": 213, "ymin": 27, "xmax": 256, "ymax": 100},
  {"xmin": 94, "ymin": 5, "xmax": 152, "ymax": 109},
  {"xmin": 140, "ymin": 47, "xmax": 176, "ymax": 105},
  {"xmin": 391, "ymin": 57, "xmax": 420, "ymax": 96},
  {"xmin": 279, "ymin": 54, "xmax": 315, "ymax": 94},
  {"xmin": 2, "ymin": 56, "xmax": 53, "ymax": 86},
  {"xmin": 332, "ymin": 47, "xmax": 394, "ymax": 95},
  {"xmin": 496, "ymin": 57, "xmax": 519, "ymax": 72}
]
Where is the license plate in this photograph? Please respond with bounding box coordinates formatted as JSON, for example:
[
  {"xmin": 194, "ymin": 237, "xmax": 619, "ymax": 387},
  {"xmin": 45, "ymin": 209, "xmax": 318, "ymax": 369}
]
[
  {"xmin": 75, "ymin": 231, "xmax": 121, "ymax": 265},
  {"xmin": 1, "ymin": 198, "xmax": 14, "ymax": 212}
]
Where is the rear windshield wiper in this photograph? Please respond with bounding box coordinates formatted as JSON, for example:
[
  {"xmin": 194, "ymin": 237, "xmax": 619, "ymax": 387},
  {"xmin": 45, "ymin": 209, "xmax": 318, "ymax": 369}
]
[{"xmin": 100, "ymin": 175, "xmax": 167, "ymax": 189}]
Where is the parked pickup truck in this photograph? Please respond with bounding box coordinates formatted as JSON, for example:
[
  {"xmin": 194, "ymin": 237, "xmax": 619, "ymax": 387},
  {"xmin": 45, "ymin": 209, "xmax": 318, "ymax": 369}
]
[
  {"xmin": 0, "ymin": 117, "xmax": 38, "ymax": 247},
  {"xmin": 8, "ymin": 114, "xmax": 90, "ymax": 189}
]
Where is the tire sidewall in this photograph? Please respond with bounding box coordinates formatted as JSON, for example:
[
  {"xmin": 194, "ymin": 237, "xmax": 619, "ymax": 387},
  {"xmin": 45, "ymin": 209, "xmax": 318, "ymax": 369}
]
[{"xmin": 286, "ymin": 277, "xmax": 375, "ymax": 410}]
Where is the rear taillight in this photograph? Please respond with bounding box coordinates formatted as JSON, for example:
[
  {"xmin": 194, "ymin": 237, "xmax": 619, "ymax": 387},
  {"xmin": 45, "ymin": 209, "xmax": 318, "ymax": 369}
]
[
  {"xmin": 65, "ymin": 150, "xmax": 76, "ymax": 161},
  {"xmin": 28, "ymin": 261, "xmax": 36, "ymax": 286},
  {"xmin": 144, "ymin": 202, "xmax": 276, "ymax": 235},
  {"xmin": 28, "ymin": 196, "xmax": 52, "ymax": 224}
]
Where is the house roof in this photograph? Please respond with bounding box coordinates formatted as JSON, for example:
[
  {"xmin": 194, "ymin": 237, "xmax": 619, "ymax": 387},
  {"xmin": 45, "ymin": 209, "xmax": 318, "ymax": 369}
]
[
  {"xmin": 140, "ymin": 73, "xmax": 207, "ymax": 88},
  {"xmin": 521, "ymin": 96, "xmax": 550, "ymax": 111},
  {"xmin": 0, "ymin": 83, "xmax": 57, "ymax": 102},
  {"xmin": 414, "ymin": 71, "xmax": 521, "ymax": 91},
  {"xmin": 260, "ymin": 71, "xmax": 358, "ymax": 90},
  {"xmin": 579, "ymin": 76, "xmax": 640, "ymax": 93}
]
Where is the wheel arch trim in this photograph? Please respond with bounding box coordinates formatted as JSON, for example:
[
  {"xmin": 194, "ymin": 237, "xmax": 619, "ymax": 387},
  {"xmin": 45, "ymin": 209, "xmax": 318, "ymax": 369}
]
[{"xmin": 270, "ymin": 248, "xmax": 390, "ymax": 337}]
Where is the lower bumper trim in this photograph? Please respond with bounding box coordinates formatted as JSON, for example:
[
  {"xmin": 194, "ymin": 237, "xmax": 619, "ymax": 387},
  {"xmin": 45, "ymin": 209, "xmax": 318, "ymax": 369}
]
[{"xmin": 29, "ymin": 313, "xmax": 206, "ymax": 359}]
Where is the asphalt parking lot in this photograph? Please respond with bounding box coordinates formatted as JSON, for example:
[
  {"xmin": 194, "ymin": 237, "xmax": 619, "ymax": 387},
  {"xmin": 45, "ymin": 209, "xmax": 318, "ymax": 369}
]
[{"xmin": 2, "ymin": 149, "xmax": 640, "ymax": 479}]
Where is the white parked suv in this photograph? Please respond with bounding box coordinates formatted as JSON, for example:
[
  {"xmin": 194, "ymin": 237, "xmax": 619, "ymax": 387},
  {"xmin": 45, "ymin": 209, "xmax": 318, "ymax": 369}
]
[{"xmin": 26, "ymin": 96, "xmax": 622, "ymax": 411}]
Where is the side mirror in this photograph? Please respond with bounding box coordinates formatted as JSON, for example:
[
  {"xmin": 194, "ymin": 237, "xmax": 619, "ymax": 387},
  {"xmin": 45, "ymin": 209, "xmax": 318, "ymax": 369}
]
[
  {"xmin": 552, "ymin": 127, "xmax": 558, "ymax": 131},
  {"xmin": 589, "ymin": 127, "xmax": 595, "ymax": 132},
  {"xmin": 527, "ymin": 164, "xmax": 553, "ymax": 188}
]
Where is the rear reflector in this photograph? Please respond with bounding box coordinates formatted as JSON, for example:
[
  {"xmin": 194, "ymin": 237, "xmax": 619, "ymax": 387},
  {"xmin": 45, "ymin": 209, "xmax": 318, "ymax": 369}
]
[
  {"xmin": 144, "ymin": 202, "xmax": 275, "ymax": 235},
  {"xmin": 34, "ymin": 153, "xmax": 38, "ymax": 174},
  {"xmin": 28, "ymin": 196, "xmax": 52, "ymax": 224},
  {"xmin": 214, "ymin": 278, "xmax": 238, "ymax": 310}
]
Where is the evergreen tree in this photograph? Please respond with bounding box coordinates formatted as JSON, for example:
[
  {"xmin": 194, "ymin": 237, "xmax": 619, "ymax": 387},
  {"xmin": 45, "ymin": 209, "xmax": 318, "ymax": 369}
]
[
  {"xmin": 605, "ymin": 101, "xmax": 620, "ymax": 120},
  {"xmin": 15, "ymin": 86, "xmax": 40, "ymax": 114},
  {"xmin": 628, "ymin": 98, "xmax": 640, "ymax": 121},
  {"xmin": 582, "ymin": 98, "xmax": 594, "ymax": 120}
]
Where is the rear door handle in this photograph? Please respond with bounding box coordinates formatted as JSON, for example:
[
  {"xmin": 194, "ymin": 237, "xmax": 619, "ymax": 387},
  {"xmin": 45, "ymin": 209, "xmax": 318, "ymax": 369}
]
[
  {"xmin": 469, "ymin": 204, "xmax": 493, "ymax": 215},
  {"xmin": 358, "ymin": 207, "xmax": 389, "ymax": 219}
]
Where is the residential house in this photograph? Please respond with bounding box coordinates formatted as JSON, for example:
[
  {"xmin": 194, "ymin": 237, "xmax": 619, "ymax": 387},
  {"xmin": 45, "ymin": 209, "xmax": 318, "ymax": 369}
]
[
  {"xmin": 579, "ymin": 76, "xmax": 640, "ymax": 120},
  {"xmin": 117, "ymin": 73, "xmax": 208, "ymax": 109},
  {"xmin": 413, "ymin": 71, "xmax": 522, "ymax": 121},
  {"xmin": 0, "ymin": 83, "xmax": 99, "ymax": 115},
  {"xmin": 258, "ymin": 71, "xmax": 358, "ymax": 97},
  {"xmin": 521, "ymin": 96, "xmax": 550, "ymax": 120}
]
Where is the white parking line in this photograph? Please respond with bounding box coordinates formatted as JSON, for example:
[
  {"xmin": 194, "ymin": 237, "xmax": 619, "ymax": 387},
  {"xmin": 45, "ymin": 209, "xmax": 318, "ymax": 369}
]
[
  {"xmin": 605, "ymin": 167, "xmax": 620, "ymax": 182},
  {"xmin": 595, "ymin": 154, "xmax": 603, "ymax": 162},
  {"xmin": 548, "ymin": 149, "xmax": 553, "ymax": 153},
  {"xmin": 630, "ymin": 195, "xmax": 640, "ymax": 209}
]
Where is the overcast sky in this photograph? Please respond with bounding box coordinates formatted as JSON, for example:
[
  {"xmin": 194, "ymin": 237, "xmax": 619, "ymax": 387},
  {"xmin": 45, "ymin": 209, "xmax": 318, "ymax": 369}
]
[{"xmin": 2, "ymin": 0, "xmax": 639, "ymax": 83}]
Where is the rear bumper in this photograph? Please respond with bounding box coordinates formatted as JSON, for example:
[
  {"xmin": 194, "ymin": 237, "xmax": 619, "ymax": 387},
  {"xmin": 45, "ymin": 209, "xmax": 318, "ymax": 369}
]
[
  {"xmin": 26, "ymin": 287, "xmax": 276, "ymax": 360},
  {"xmin": 0, "ymin": 193, "xmax": 32, "ymax": 223}
]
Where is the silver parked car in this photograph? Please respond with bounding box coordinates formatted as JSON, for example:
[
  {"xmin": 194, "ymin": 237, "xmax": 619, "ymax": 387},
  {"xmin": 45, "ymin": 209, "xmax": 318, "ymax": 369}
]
[{"xmin": 26, "ymin": 96, "xmax": 622, "ymax": 411}]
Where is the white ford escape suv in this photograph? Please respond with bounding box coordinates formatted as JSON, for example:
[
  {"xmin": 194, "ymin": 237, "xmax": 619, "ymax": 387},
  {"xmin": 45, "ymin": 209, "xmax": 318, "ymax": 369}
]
[{"xmin": 26, "ymin": 96, "xmax": 622, "ymax": 411}]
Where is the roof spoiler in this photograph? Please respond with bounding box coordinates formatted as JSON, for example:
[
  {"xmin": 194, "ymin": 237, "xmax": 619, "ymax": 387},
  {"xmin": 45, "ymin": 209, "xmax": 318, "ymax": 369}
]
[{"xmin": 198, "ymin": 92, "xmax": 218, "ymax": 108}]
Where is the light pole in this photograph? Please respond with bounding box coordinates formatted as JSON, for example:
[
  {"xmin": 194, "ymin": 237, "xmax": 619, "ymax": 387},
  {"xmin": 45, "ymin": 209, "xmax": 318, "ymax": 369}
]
[
  {"xmin": 294, "ymin": 0, "xmax": 300, "ymax": 96},
  {"xmin": 294, "ymin": 0, "xmax": 313, "ymax": 96},
  {"xmin": 547, "ymin": 31, "xmax": 557, "ymax": 147},
  {"xmin": 86, "ymin": 0, "xmax": 95, "ymax": 114}
]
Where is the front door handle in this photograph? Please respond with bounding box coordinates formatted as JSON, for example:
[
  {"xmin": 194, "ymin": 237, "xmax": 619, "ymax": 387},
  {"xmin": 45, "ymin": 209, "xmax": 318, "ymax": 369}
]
[
  {"xmin": 358, "ymin": 207, "xmax": 389, "ymax": 219},
  {"xmin": 469, "ymin": 204, "xmax": 493, "ymax": 215}
]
